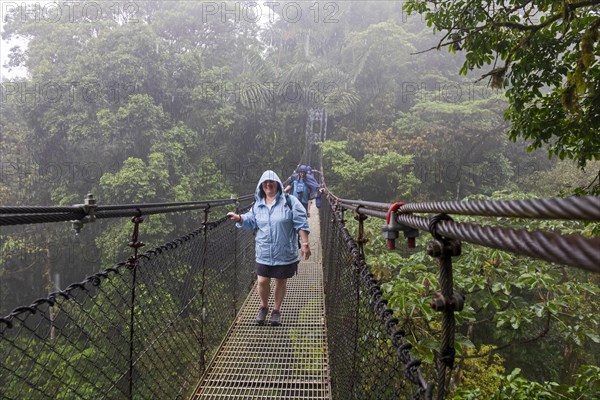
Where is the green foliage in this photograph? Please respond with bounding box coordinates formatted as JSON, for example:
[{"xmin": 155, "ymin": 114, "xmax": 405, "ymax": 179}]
[
  {"xmin": 0, "ymin": 236, "xmax": 29, "ymax": 266},
  {"xmin": 393, "ymin": 96, "xmax": 518, "ymax": 199},
  {"xmin": 97, "ymin": 94, "xmax": 171, "ymax": 160},
  {"xmin": 456, "ymin": 365, "xmax": 600, "ymax": 399},
  {"xmin": 100, "ymin": 156, "xmax": 164, "ymax": 203},
  {"xmin": 403, "ymin": 0, "xmax": 600, "ymax": 167},
  {"xmin": 2, "ymin": 336, "xmax": 115, "ymax": 399},
  {"xmin": 567, "ymin": 364, "xmax": 600, "ymax": 399},
  {"xmin": 190, "ymin": 157, "xmax": 234, "ymax": 200},
  {"xmin": 489, "ymin": 368, "xmax": 560, "ymax": 400},
  {"xmin": 453, "ymin": 345, "xmax": 506, "ymax": 399},
  {"xmin": 321, "ymin": 140, "xmax": 420, "ymax": 201},
  {"xmin": 340, "ymin": 20, "xmax": 417, "ymax": 128},
  {"xmin": 519, "ymin": 160, "xmax": 600, "ymax": 197},
  {"xmin": 456, "ymin": 368, "xmax": 556, "ymax": 399}
]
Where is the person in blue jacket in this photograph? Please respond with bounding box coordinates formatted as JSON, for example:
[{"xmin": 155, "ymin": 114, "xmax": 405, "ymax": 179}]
[
  {"xmin": 227, "ymin": 170, "xmax": 311, "ymax": 326},
  {"xmin": 284, "ymin": 167, "xmax": 310, "ymax": 215}
]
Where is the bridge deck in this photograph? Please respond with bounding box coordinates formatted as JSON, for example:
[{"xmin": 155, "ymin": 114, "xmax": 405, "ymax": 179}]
[{"xmin": 191, "ymin": 205, "xmax": 330, "ymax": 399}]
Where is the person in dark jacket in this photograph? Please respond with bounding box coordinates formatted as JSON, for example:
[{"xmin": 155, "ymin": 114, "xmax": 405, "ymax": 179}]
[{"xmin": 227, "ymin": 170, "xmax": 310, "ymax": 325}]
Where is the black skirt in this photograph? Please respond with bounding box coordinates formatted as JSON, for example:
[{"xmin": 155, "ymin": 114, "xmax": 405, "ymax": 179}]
[{"xmin": 256, "ymin": 261, "xmax": 298, "ymax": 279}]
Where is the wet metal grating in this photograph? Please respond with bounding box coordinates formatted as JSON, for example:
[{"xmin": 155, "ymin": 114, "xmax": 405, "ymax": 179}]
[{"xmin": 191, "ymin": 207, "xmax": 330, "ymax": 399}]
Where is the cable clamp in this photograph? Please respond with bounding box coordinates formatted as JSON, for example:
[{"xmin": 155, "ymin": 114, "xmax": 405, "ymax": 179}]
[{"xmin": 71, "ymin": 193, "xmax": 97, "ymax": 234}]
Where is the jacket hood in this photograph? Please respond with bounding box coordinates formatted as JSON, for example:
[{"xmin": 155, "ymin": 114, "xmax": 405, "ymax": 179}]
[{"xmin": 255, "ymin": 170, "xmax": 284, "ymax": 202}]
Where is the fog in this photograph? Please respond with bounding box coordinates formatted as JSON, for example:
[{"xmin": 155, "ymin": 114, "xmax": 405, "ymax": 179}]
[{"xmin": 1, "ymin": 2, "xmax": 598, "ymax": 396}]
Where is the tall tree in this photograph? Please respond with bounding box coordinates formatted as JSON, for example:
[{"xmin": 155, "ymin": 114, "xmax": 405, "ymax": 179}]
[
  {"xmin": 340, "ymin": 20, "xmax": 418, "ymax": 130},
  {"xmin": 403, "ymin": 0, "xmax": 600, "ymax": 168},
  {"xmin": 393, "ymin": 96, "xmax": 513, "ymax": 200}
]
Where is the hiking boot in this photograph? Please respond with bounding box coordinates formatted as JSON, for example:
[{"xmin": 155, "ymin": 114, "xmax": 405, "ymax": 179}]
[
  {"xmin": 270, "ymin": 310, "xmax": 281, "ymax": 326},
  {"xmin": 256, "ymin": 306, "xmax": 268, "ymax": 325}
]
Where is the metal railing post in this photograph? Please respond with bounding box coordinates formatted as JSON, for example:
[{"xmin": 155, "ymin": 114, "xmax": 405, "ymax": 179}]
[
  {"xmin": 427, "ymin": 214, "xmax": 463, "ymax": 400},
  {"xmin": 126, "ymin": 213, "xmax": 145, "ymax": 400}
]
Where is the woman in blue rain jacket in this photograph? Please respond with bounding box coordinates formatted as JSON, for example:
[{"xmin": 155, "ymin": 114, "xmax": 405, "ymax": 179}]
[{"xmin": 227, "ymin": 170, "xmax": 310, "ymax": 326}]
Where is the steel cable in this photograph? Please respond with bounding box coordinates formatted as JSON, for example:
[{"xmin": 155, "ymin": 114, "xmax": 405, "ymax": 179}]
[
  {"xmin": 0, "ymin": 206, "xmax": 85, "ymax": 214},
  {"xmin": 329, "ymin": 195, "xmax": 599, "ymax": 273},
  {"xmin": 396, "ymin": 214, "xmax": 600, "ymax": 273},
  {"xmin": 0, "ymin": 196, "xmax": 252, "ymax": 227},
  {"xmin": 398, "ymin": 196, "xmax": 600, "ymax": 220},
  {"xmin": 0, "ymin": 212, "xmax": 86, "ymax": 226},
  {"xmin": 338, "ymin": 196, "xmax": 600, "ymax": 220}
]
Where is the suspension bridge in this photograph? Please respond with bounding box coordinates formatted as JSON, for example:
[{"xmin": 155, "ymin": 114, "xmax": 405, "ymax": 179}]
[{"xmin": 1, "ymin": 177, "xmax": 598, "ymax": 400}]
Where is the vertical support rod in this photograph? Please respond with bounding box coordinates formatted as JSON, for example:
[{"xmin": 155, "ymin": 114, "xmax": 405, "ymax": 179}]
[
  {"xmin": 355, "ymin": 209, "xmax": 368, "ymax": 258},
  {"xmin": 198, "ymin": 207, "xmax": 210, "ymax": 373},
  {"xmin": 436, "ymin": 246, "xmax": 455, "ymax": 400},
  {"xmin": 232, "ymin": 202, "xmax": 239, "ymax": 318},
  {"xmin": 427, "ymin": 213, "xmax": 461, "ymax": 399},
  {"xmin": 126, "ymin": 214, "xmax": 144, "ymax": 400}
]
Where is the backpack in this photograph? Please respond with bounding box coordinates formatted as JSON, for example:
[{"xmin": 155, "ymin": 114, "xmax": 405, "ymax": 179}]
[
  {"xmin": 284, "ymin": 193, "xmax": 293, "ymax": 210},
  {"xmin": 286, "ymin": 194, "xmax": 301, "ymax": 249}
]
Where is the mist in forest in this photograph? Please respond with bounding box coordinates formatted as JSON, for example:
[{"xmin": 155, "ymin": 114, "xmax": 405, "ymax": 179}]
[{"xmin": 1, "ymin": 2, "xmax": 598, "ymax": 395}]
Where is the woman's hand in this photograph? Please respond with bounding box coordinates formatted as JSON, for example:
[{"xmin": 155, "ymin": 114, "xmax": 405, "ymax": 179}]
[
  {"xmin": 301, "ymin": 242, "xmax": 311, "ymax": 260},
  {"xmin": 227, "ymin": 212, "xmax": 241, "ymax": 223}
]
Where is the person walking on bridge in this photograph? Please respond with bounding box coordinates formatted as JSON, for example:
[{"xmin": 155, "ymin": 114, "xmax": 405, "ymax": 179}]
[
  {"xmin": 227, "ymin": 170, "xmax": 311, "ymax": 326},
  {"xmin": 284, "ymin": 167, "xmax": 309, "ymax": 216}
]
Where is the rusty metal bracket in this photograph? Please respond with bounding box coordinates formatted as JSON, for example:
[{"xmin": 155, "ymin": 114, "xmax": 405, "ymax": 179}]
[
  {"xmin": 430, "ymin": 291, "xmax": 465, "ymax": 312},
  {"xmin": 126, "ymin": 213, "xmax": 145, "ymax": 270},
  {"xmin": 354, "ymin": 207, "xmax": 369, "ymax": 255},
  {"xmin": 382, "ymin": 214, "xmax": 420, "ymax": 250},
  {"xmin": 203, "ymin": 204, "xmax": 211, "ymax": 225}
]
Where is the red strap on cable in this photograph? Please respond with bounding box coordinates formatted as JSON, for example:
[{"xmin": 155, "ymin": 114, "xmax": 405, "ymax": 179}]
[
  {"xmin": 386, "ymin": 202, "xmax": 405, "ymax": 224},
  {"xmin": 385, "ymin": 202, "xmax": 405, "ymax": 250}
]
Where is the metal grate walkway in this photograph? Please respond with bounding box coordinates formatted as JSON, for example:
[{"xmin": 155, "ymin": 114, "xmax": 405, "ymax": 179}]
[{"xmin": 191, "ymin": 206, "xmax": 330, "ymax": 399}]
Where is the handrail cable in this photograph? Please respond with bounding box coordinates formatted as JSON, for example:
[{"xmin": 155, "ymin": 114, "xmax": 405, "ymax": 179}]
[
  {"xmin": 333, "ymin": 196, "xmax": 599, "ymax": 274},
  {"xmin": 339, "ymin": 196, "xmax": 600, "ymax": 220},
  {"xmin": 0, "ymin": 197, "xmax": 254, "ymax": 215},
  {"xmin": 0, "ymin": 195, "xmax": 254, "ymax": 227}
]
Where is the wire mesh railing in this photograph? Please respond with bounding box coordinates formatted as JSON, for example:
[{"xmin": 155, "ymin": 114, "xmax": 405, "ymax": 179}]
[
  {"xmin": 0, "ymin": 199, "xmax": 256, "ymax": 400},
  {"xmin": 1, "ymin": 187, "xmax": 599, "ymax": 399},
  {"xmin": 326, "ymin": 193, "xmax": 600, "ymax": 399},
  {"xmin": 320, "ymin": 197, "xmax": 432, "ymax": 400}
]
